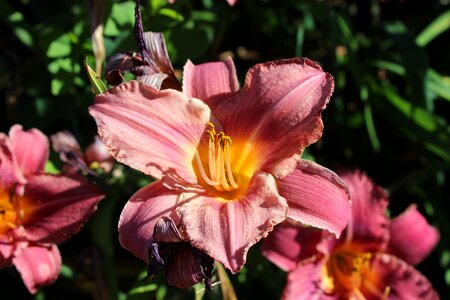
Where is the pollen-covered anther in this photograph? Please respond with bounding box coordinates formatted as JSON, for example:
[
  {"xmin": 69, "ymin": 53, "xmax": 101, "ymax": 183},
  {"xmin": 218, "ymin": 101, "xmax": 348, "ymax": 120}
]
[{"xmin": 195, "ymin": 123, "xmax": 239, "ymax": 192}]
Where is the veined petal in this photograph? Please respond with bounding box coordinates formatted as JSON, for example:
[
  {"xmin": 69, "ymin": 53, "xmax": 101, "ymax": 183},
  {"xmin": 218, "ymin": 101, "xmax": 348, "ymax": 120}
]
[
  {"xmin": 178, "ymin": 172, "xmax": 288, "ymax": 273},
  {"xmin": 12, "ymin": 244, "xmax": 61, "ymax": 294},
  {"xmin": 387, "ymin": 205, "xmax": 439, "ymax": 265},
  {"xmin": 361, "ymin": 253, "xmax": 439, "ymax": 300},
  {"xmin": 22, "ymin": 174, "xmax": 103, "ymax": 244},
  {"xmin": 283, "ymin": 256, "xmax": 336, "ymax": 300},
  {"xmin": 9, "ymin": 124, "xmax": 49, "ymax": 176},
  {"xmin": 340, "ymin": 170, "xmax": 389, "ymax": 250},
  {"xmin": 261, "ymin": 220, "xmax": 323, "ymax": 272},
  {"xmin": 183, "ymin": 57, "xmax": 240, "ymax": 100},
  {"xmin": 0, "ymin": 133, "xmax": 26, "ymax": 191},
  {"xmin": 278, "ymin": 160, "xmax": 351, "ymax": 238},
  {"xmin": 118, "ymin": 181, "xmax": 181, "ymax": 262},
  {"xmin": 211, "ymin": 58, "xmax": 334, "ymax": 178},
  {"xmin": 90, "ymin": 81, "xmax": 211, "ymax": 183}
]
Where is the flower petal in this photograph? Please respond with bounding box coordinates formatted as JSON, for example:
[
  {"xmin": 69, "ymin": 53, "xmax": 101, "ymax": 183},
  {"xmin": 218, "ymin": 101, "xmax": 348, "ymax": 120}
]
[
  {"xmin": 387, "ymin": 205, "xmax": 439, "ymax": 265},
  {"xmin": 12, "ymin": 244, "xmax": 61, "ymax": 294},
  {"xmin": 183, "ymin": 57, "xmax": 239, "ymax": 100},
  {"xmin": 361, "ymin": 253, "xmax": 439, "ymax": 300},
  {"xmin": 21, "ymin": 174, "xmax": 103, "ymax": 244},
  {"xmin": 0, "ymin": 132, "xmax": 26, "ymax": 191},
  {"xmin": 9, "ymin": 124, "xmax": 49, "ymax": 176},
  {"xmin": 90, "ymin": 81, "xmax": 211, "ymax": 183},
  {"xmin": 261, "ymin": 220, "xmax": 323, "ymax": 272},
  {"xmin": 340, "ymin": 170, "xmax": 390, "ymax": 250},
  {"xmin": 0, "ymin": 243, "xmax": 14, "ymax": 268},
  {"xmin": 118, "ymin": 181, "xmax": 180, "ymax": 262},
  {"xmin": 178, "ymin": 172, "xmax": 288, "ymax": 272},
  {"xmin": 278, "ymin": 160, "xmax": 351, "ymax": 238},
  {"xmin": 211, "ymin": 58, "xmax": 334, "ymax": 178},
  {"xmin": 283, "ymin": 256, "xmax": 336, "ymax": 300}
]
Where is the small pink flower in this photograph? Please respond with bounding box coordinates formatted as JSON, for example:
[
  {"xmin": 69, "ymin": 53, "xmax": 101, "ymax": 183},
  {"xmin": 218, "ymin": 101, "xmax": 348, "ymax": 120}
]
[
  {"xmin": 90, "ymin": 57, "xmax": 351, "ymax": 275},
  {"xmin": 0, "ymin": 125, "xmax": 103, "ymax": 293},
  {"xmin": 262, "ymin": 170, "xmax": 440, "ymax": 299}
]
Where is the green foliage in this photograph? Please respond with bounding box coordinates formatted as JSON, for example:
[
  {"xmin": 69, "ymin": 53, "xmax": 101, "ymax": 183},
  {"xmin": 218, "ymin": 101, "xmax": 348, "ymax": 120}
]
[{"xmin": 1, "ymin": 0, "xmax": 449, "ymax": 299}]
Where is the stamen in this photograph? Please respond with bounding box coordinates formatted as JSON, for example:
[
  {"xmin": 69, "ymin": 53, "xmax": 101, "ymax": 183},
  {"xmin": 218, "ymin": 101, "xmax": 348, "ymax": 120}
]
[
  {"xmin": 197, "ymin": 123, "xmax": 239, "ymax": 192},
  {"xmin": 224, "ymin": 140, "xmax": 238, "ymax": 189},
  {"xmin": 382, "ymin": 286, "xmax": 391, "ymax": 300},
  {"xmin": 218, "ymin": 148, "xmax": 233, "ymax": 191},
  {"xmin": 195, "ymin": 151, "xmax": 220, "ymax": 186},
  {"xmin": 208, "ymin": 136, "xmax": 216, "ymax": 180}
]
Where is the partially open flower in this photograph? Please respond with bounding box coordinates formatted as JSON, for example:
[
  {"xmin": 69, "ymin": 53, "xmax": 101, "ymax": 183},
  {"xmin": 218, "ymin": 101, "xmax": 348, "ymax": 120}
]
[
  {"xmin": 262, "ymin": 170, "xmax": 440, "ymax": 300},
  {"xmin": 0, "ymin": 125, "xmax": 103, "ymax": 293},
  {"xmin": 51, "ymin": 131, "xmax": 113, "ymax": 174}
]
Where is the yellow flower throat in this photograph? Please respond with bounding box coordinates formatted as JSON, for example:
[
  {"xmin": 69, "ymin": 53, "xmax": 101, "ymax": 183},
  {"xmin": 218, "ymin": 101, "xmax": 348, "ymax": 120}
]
[{"xmin": 195, "ymin": 122, "xmax": 239, "ymax": 192}]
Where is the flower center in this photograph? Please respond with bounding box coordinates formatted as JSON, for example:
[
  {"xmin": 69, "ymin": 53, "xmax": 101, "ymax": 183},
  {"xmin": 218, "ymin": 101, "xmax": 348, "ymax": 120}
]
[
  {"xmin": 0, "ymin": 188, "xmax": 23, "ymax": 235},
  {"xmin": 323, "ymin": 245, "xmax": 372, "ymax": 298},
  {"xmin": 195, "ymin": 122, "xmax": 239, "ymax": 192}
]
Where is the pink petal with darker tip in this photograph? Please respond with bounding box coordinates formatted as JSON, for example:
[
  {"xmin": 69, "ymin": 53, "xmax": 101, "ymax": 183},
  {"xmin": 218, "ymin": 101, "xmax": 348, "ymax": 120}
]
[
  {"xmin": 387, "ymin": 205, "xmax": 439, "ymax": 265},
  {"xmin": 183, "ymin": 57, "xmax": 239, "ymax": 101},
  {"xmin": 261, "ymin": 220, "xmax": 323, "ymax": 272},
  {"xmin": 212, "ymin": 58, "xmax": 334, "ymax": 179},
  {"xmin": 178, "ymin": 171, "xmax": 288, "ymax": 273},
  {"xmin": 118, "ymin": 181, "xmax": 181, "ymax": 262},
  {"xmin": 278, "ymin": 160, "xmax": 351, "ymax": 238},
  {"xmin": 21, "ymin": 174, "xmax": 103, "ymax": 244},
  {"xmin": 362, "ymin": 253, "xmax": 439, "ymax": 300},
  {"xmin": 9, "ymin": 124, "xmax": 49, "ymax": 176},
  {"xmin": 13, "ymin": 244, "xmax": 61, "ymax": 294},
  {"xmin": 340, "ymin": 170, "xmax": 390, "ymax": 250},
  {"xmin": 89, "ymin": 81, "xmax": 211, "ymax": 183}
]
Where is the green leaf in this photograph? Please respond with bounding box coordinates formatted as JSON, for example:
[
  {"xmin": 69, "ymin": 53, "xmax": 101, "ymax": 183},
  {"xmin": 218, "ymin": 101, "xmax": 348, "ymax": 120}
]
[
  {"xmin": 158, "ymin": 8, "xmax": 184, "ymax": 22},
  {"xmin": 86, "ymin": 59, "xmax": 107, "ymax": 94},
  {"xmin": 427, "ymin": 69, "xmax": 450, "ymax": 102},
  {"xmin": 44, "ymin": 160, "xmax": 60, "ymax": 174},
  {"xmin": 128, "ymin": 284, "xmax": 158, "ymax": 295},
  {"xmin": 416, "ymin": 10, "xmax": 450, "ymax": 47},
  {"xmin": 111, "ymin": 1, "xmax": 135, "ymax": 26},
  {"xmin": 47, "ymin": 34, "xmax": 71, "ymax": 58},
  {"xmin": 51, "ymin": 79, "xmax": 64, "ymax": 95}
]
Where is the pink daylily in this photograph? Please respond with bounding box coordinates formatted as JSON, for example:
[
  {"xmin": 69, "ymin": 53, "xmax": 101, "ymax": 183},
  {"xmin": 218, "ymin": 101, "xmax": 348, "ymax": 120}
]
[
  {"xmin": 262, "ymin": 170, "xmax": 440, "ymax": 299},
  {"xmin": 89, "ymin": 57, "xmax": 351, "ymax": 274},
  {"xmin": 0, "ymin": 125, "xmax": 103, "ymax": 293}
]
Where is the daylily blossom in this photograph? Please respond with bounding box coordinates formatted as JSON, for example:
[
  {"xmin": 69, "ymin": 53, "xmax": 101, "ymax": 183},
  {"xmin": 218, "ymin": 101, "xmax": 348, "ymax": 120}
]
[
  {"xmin": 0, "ymin": 125, "xmax": 103, "ymax": 293},
  {"xmin": 89, "ymin": 57, "xmax": 351, "ymax": 277},
  {"xmin": 262, "ymin": 170, "xmax": 440, "ymax": 299}
]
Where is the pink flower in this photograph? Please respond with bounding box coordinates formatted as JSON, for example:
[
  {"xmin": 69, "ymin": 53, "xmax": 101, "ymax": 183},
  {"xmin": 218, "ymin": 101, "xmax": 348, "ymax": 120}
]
[
  {"xmin": 262, "ymin": 170, "xmax": 440, "ymax": 299},
  {"xmin": 89, "ymin": 57, "xmax": 351, "ymax": 276},
  {"xmin": 0, "ymin": 125, "xmax": 103, "ymax": 293}
]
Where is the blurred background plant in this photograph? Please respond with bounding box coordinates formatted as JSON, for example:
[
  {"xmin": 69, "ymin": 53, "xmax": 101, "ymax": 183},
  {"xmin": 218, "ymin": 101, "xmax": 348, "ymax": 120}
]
[{"xmin": 1, "ymin": 0, "xmax": 449, "ymax": 299}]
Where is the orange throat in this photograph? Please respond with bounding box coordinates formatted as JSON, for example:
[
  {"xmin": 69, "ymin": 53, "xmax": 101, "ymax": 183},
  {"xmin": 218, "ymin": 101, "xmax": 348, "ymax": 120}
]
[
  {"xmin": 0, "ymin": 188, "xmax": 24, "ymax": 235},
  {"xmin": 193, "ymin": 122, "xmax": 258, "ymax": 200},
  {"xmin": 322, "ymin": 243, "xmax": 373, "ymax": 299}
]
